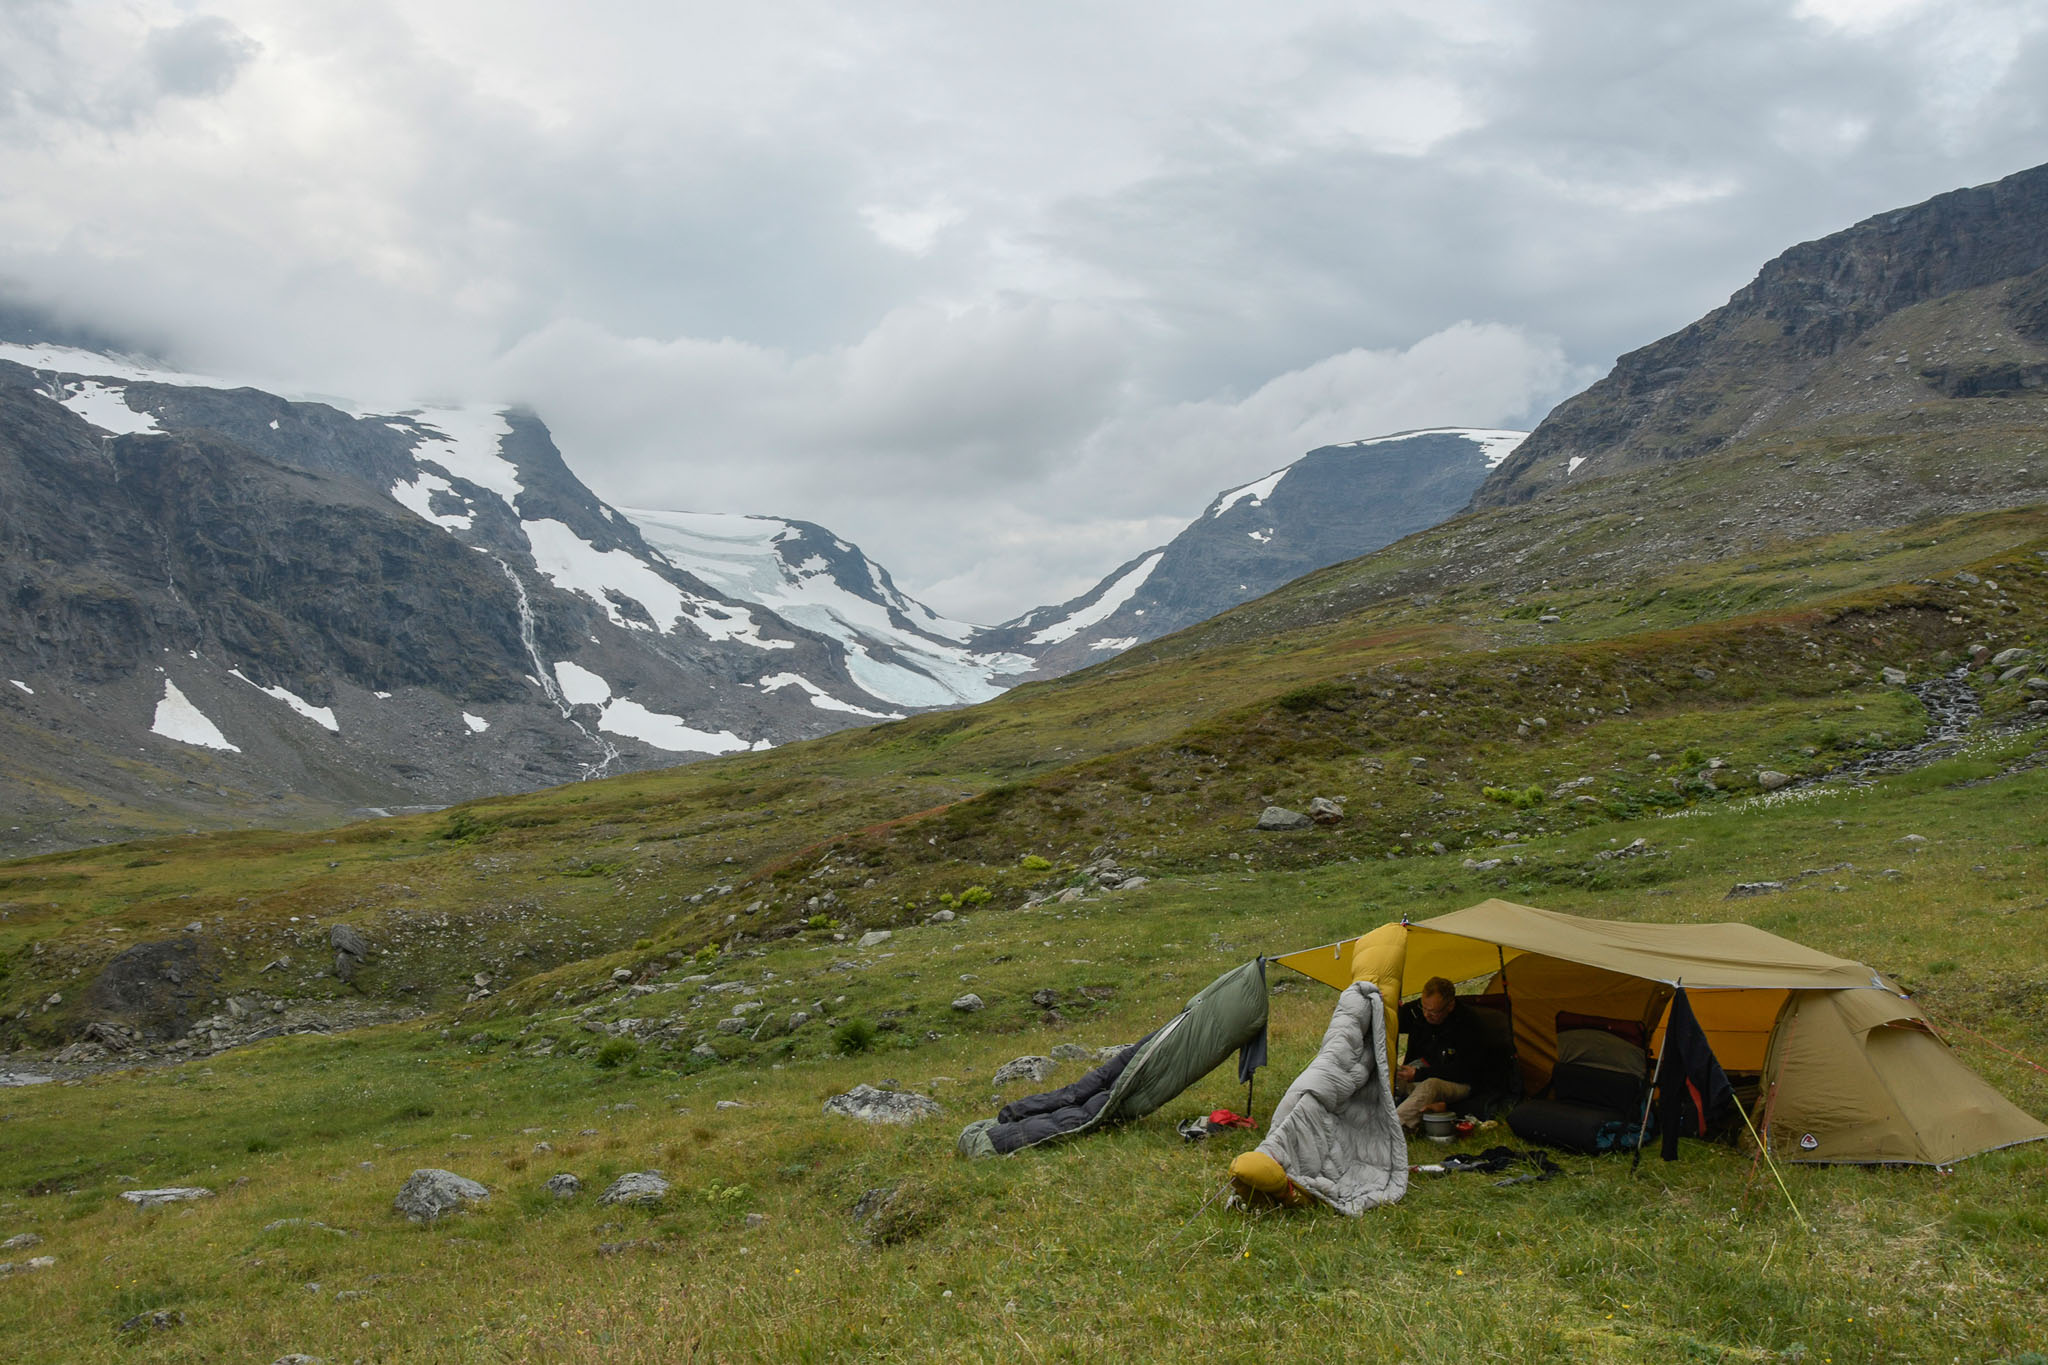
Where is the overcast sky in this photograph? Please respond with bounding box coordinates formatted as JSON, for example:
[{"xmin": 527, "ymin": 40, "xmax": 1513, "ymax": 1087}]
[{"xmin": 5, "ymin": 1, "xmax": 2046, "ymax": 621}]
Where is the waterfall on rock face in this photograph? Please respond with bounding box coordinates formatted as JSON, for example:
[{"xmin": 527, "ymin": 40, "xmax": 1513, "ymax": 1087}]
[{"xmin": 497, "ymin": 559, "xmax": 621, "ymax": 780}]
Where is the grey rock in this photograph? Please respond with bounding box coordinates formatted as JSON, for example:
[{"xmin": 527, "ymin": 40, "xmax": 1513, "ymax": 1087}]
[
  {"xmin": 329, "ymin": 924, "xmax": 368, "ymax": 958},
  {"xmin": 1881, "ymin": 666, "xmax": 1910, "ymax": 685},
  {"xmin": 2025, "ymin": 677, "xmax": 2048, "ymax": 692},
  {"xmin": 951, "ymin": 993, "xmax": 985, "ymax": 1012},
  {"xmin": 0, "ymin": 1233, "xmax": 42, "ymax": 1251},
  {"xmin": 1256, "ymin": 806, "xmax": 1312, "ymax": 831},
  {"xmin": 823, "ymin": 1084, "xmax": 941, "ymax": 1125},
  {"xmin": 1538, "ymin": 613, "xmax": 1562, "ymax": 624},
  {"xmin": 546, "ymin": 1173, "xmax": 581, "ymax": 1199},
  {"xmin": 1117, "ymin": 875, "xmax": 1149, "ymax": 891},
  {"xmin": 926, "ymin": 909, "xmax": 956, "ymax": 923},
  {"xmin": 118, "ymin": 1309, "xmax": 183, "ymax": 1333},
  {"xmin": 690, "ymin": 1043, "xmax": 719, "ymax": 1060},
  {"xmin": 1462, "ymin": 858, "xmax": 1503, "ymax": 872},
  {"xmin": 1031, "ymin": 989, "xmax": 1060, "ymax": 1008},
  {"xmin": 745, "ymin": 1212, "xmax": 767, "ymax": 1229},
  {"xmin": 1725, "ymin": 881, "xmax": 1787, "ymax": 898},
  {"xmin": 598, "ymin": 1171, "xmax": 670, "ymax": 1207},
  {"xmin": 393, "ymin": 1169, "xmax": 488, "ymax": 1222},
  {"xmin": 788, "ymin": 1010, "xmax": 811, "ymax": 1030},
  {"xmin": 1307, "ymin": 797, "xmax": 1344, "ymax": 825},
  {"xmin": 1050, "ymin": 1043, "xmax": 1099, "ymax": 1061},
  {"xmin": 1757, "ymin": 770, "xmax": 1793, "ymax": 791},
  {"xmin": 1999, "ymin": 664, "xmax": 2031, "ymax": 682},
  {"xmin": 714, "ymin": 1017, "xmax": 749, "ymax": 1034},
  {"xmin": 991, "ymin": 1055, "xmax": 1054, "ymax": 1086},
  {"xmin": 1055, "ymin": 888, "xmax": 1084, "ymax": 904},
  {"xmin": 271, "ymin": 1355, "xmax": 322, "ymax": 1364},
  {"xmin": 119, "ymin": 1187, "xmax": 214, "ymax": 1208},
  {"xmin": 856, "ymin": 930, "xmax": 893, "ymax": 949},
  {"xmin": 1991, "ymin": 647, "xmax": 2034, "ymax": 667}
]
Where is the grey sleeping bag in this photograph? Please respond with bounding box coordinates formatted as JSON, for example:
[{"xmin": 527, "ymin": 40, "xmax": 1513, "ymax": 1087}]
[
  {"xmin": 957, "ymin": 959, "xmax": 1269, "ymax": 1158},
  {"xmin": 1250, "ymin": 981, "xmax": 1408, "ymax": 1215}
]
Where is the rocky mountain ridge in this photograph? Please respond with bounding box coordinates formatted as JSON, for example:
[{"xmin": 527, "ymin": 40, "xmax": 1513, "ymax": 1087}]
[
  {"xmin": 0, "ymin": 341, "xmax": 1031, "ymax": 855},
  {"xmin": 979, "ymin": 428, "xmax": 1525, "ymax": 676},
  {"xmin": 1479, "ymin": 160, "xmax": 2048, "ymax": 506}
]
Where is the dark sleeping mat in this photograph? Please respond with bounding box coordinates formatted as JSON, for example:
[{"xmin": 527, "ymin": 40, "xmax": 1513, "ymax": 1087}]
[{"xmin": 1506, "ymin": 1098, "xmax": 1647, "ymax": 1154}]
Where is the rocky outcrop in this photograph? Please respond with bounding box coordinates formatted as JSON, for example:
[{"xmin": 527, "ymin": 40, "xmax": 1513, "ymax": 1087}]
[{"xmin": 84, "ymin": 936, "xmax": 223, "ymax": 1041}]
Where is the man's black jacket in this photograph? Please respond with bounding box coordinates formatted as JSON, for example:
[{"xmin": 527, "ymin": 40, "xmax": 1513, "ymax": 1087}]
[{"xmin": 1398, "ymin": 996, "xmax": 1508, "ymax": 1089}]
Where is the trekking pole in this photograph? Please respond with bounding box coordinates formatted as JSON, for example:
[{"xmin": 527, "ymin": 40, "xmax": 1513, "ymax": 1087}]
[{"xmin": 1629, "ymin": 983, "xmax": 1677, "ymax": 1174}]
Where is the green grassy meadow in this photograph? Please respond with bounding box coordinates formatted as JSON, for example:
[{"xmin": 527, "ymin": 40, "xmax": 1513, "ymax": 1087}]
[{"xmin": 3, "ymin": 728, "xmax": 2046, "ymax": 1362}]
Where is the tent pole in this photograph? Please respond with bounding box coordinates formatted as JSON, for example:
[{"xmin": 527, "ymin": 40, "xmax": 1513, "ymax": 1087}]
[
  {"xmin": 1630, "ymin": 982, "xmax": 1677, "ymax": 1174},
  {"xmin": 1496, "ymin": 945, "xmax": 1518, "ymax": 1062}
]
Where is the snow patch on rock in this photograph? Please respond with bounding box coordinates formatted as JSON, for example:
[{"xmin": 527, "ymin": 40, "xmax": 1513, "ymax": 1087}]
[
  {"xmin": 230, "ymin": 670, "xmax": 338, "ymax": 732},
  {"xmin": 390, "ymin": 470, "xmax": 474, "ymax": 530},
  {"xmin": 54, "ymin": 380, "xmax": 163, "ymax": 435},
  {"xmin": 152, "ymin": 680, "xmax": 238, "ymax": 752},
  {"xmin": 755, "ymin": 672, "xmax": 902, "ymax": 719},
  {"xmin": 594, "ymin": 698, "xmax": 748, "ymax": 754},
  {"xmin": 1028, "ymin": 551, "xmax": 1163, "ymax": 645}
]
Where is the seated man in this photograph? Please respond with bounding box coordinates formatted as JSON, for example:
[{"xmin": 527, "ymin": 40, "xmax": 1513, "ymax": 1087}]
[{"xmin": 1394, "ymin": 976, "xmax": 1508, "ymax": 1133}]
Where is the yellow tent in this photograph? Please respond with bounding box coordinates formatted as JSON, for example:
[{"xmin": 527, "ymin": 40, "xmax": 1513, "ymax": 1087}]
[{"xmin": 1276, "ymin": 899, "xmax": 2048, "ymax": 1166}]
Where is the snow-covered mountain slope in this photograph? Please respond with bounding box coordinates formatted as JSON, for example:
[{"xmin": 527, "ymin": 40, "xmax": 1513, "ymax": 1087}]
[
  {"xmin": 978, "ymin": 428, "xmax": 1525, "ymax": 676},
  {"xmin": 624, "ymin": 509, "xmax": 1033, "ymax": 710},
  {"xmin": 0, "ymin": 339, "xmax": 990, "ymax": 855}
]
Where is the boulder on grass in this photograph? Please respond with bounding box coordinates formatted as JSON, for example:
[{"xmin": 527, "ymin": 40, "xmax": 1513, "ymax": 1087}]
[
  {"xmin": 823, "ymin": 1084, "xmax": 942, "ymax": 1125},
  {"xmin": 393, "ymin": 1169, "xmax": 488, "ymax": 1223},
  {"xmin": 598, "ymin": 1172, "xmax": 670, "ymax": 1207}
]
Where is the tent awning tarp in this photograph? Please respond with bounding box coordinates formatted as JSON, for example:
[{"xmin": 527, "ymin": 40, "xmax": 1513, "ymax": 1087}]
[{"xmin": 1276, "ymin": 898, "xmax": 1892, "ymax": 995}]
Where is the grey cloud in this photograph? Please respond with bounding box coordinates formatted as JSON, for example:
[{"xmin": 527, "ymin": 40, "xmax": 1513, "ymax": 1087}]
[
  {"xmin": 3, "ymin": 1, "xmax": 2046, "ymax": 621},
  {"xmin": 144, "ymin": 15, "xmax": 261, "ymax": 100},
  {"xmin": 0, "ymin": 6, "xmax": 259, "ymax": 130}
]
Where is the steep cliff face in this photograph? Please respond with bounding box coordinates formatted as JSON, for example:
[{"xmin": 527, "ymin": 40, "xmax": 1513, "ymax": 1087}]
[
  {"xmin": 1477, "ymin": 161, "xmax": 2048, "ymax": 506},
  {"xmin": 979, "ymin": 428, "xmax": 1522, "ymax": 676}
]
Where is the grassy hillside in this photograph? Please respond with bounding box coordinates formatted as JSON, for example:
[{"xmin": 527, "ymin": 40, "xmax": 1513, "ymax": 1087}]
[{"xmin": 5, "ymin": 498, "xmax": 2046, "ymax": 1048}]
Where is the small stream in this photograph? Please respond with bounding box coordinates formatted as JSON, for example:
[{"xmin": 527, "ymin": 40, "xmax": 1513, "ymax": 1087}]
[
  {"xmin": 498, "ymin": 559, "xmax": 621, "ymax": 781},
  {"xmin": 1811, "ymin": 665, "xmax": 1984, "ymax": 787}
]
